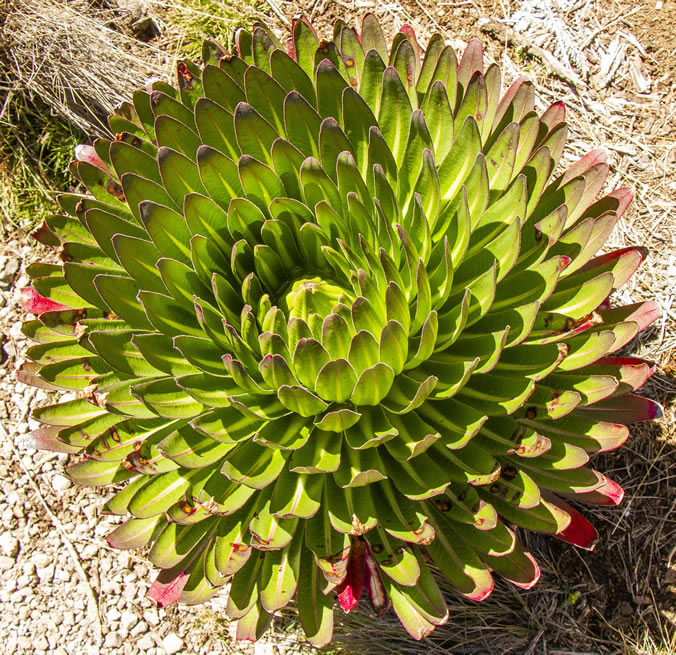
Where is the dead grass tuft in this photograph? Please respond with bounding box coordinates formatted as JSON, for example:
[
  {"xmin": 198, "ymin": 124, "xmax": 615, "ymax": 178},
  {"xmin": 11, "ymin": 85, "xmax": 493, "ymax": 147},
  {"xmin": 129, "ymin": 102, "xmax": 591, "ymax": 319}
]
[{"xmin": 0, "ymin": 0, "xmax": 171, "ymax": 136}]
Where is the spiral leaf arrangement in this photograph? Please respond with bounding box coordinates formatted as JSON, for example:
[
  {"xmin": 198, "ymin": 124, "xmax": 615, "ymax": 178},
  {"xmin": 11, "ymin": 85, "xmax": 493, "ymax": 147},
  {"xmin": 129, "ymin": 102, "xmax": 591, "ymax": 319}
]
[{"xmin": 21, "ymin": 15, "xmax": 661, "ymax": 644}]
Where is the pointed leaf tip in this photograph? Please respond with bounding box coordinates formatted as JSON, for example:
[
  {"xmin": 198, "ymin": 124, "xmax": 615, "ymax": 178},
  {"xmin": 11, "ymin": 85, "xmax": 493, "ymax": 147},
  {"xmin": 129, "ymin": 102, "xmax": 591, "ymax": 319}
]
[
  {"xmin": 147, "ymin": 570, "xmax": 189, "ymax": 608},
  {"xmin": 336, "ymin": 538, "xmax": 366, "ymax": 613},
  {"xmin": 21, "ymin": 287, "xmax": 70, "ymax": 315},
  {"xmin": 548, "ymin": 496, "xmax": 598, "ymax": 551}
]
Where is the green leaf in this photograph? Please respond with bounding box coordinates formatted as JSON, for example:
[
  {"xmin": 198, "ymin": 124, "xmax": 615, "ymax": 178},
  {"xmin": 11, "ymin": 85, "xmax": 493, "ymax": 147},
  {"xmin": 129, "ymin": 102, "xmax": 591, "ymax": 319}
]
[
  {"xmin": 197, "ymin": 146, "xmax": 244, "ymax": 211},
  {"xmin": 259, "ymin": 529, "xmax": 303, "ymax": 612},
  {"xmin": 132, "ymin": 377, "xmax": 206, "ymax": 419},
  {"xmin": 155, "ymin": 115, "xmax": 201, "ymax": 160},
  {"xmin": 191, "ymin": 406, "xmax": 261, "ymax": 443},
  {"xmin": 342, "ymin": 87, "xmax": 378, "ymax": 177},
  {"xmin": 234, "ymin": 102, "xmax": 279, "ymax": 165},
  {"xmin": 128, "ymin": 468, "xmax": 196, "ymax": 518},
  {"xmin": 149, "ymin": 516, "xmax": 218, "ymax": 569},
  {"xmin": 249, "ymin": 496, "xmax": 299, "ymax": 550},
  {"xmin": 379, "ymin": 67, "xmax": 412, "ymax": 168},
  {"xmin": 150, "ymin": 90, "xmax": 196, "ymax": 129},
  {"xmin": 139, "ymin": 201, "xmax": 192, "ymax": 265},
  {"xmin": 424, "ymin": 504, "xmax": 494, "ymax": 600},
  {"xmin": 221, "ymin": 439, "xmax": 287, "ymax": 489},
  {"xmin": 269, "ymin": 467, "xmax": 323, "ymax": 519},
  {"xmin": 244, "ymin": 66, "xmax": 286, "ymax": 135},
  {"xmin": 138, "ymin": 291, "xmax": 202, "ymax": 337},
  {"xmin": 67, "ymin": 458, "xmax": 136, "ymax": 487},
  {"xmin": 290, "ymin": 428, "xmax": 342, "ymax": 474},
  {"xmin": 364, "ymin": 525, "xmax": 420, "ymax": 586},
  {"xmin": 391, "ymin": 36, "xmax": 418, "ymax": 107},
  {"xmin": 120, "ymin": 173, "xmax": 178, "ymax": 222},
  {"xmin": 292, "ymin": 17, "xmax": 319, "ymax": 80},
  {"xmin": 384, "ymin": 411, "xmax": 441, "ymax": 461},
  {"xmin": 315, "ymin": 58, "xmax": 348, "ymax": 121},
  {"xmin": 270, "ymin": 49, "xmax": 317, "ymax": 107},
  {"xmin": 454, "ymin": 71, "xmax": 487, "ymax": 137},
  {"xmin": 158, "ymin": 425, "xmax": 233, "ymax": 468},
  {"xmin": 109, "ymin": 141, "xmax": 161, "ymax": 184},
  {"xmin": 345, "ymin": 406, "xmax": 398, "ymax": 450},
  {"xmin": 421, "ymin": 81, "xmax": 454, "ymax": 162},
  {"xmin": 315, "ymin": 358, "xmax": 357, "ymax": 403},
  {"xmin": 333, "ymin": 441, "xmax": 387, "ymax": 488},
  {"xmin": 106, "ymin": 516, "xmax": 164, "ymax": 550},
  {"xmin": 94, "ymin": 274, "xmax": 153, "ymax": 329},
  {"xmin": 437, "ymin": 117, "xmax": 481, "ymax": 206},
  {"xmin": 361, "ymin": 14, "xmax": 388, "ymax": 62},
  {"xmin": 297, "ymin": 542, "xmax": 334, "ymax": 647},
  {"xmin": 202, "ymin": 64, "xmax": 246, "ymax": 112},
  {"xmin": 184, "ymin": 193, "xmax": 232, "ymax": 254},
  {"xmin": 238, "ymin": 155, "xmax": 285, "ymax": 215}
]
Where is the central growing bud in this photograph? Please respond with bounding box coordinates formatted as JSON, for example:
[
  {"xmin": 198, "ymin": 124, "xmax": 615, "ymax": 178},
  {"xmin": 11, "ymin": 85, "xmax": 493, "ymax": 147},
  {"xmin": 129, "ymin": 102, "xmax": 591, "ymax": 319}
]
[{"xmin": 282, "ymin": 277, "xmax": 353, "ymax": 323}]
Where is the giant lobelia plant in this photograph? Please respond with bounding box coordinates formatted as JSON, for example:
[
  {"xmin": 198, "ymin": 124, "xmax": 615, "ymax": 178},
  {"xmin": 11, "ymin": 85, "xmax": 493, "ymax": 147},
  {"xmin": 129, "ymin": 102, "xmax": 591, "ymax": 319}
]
[{"xmin": 20, "ymin": 15, "xmax": 661, "ymax": 645}]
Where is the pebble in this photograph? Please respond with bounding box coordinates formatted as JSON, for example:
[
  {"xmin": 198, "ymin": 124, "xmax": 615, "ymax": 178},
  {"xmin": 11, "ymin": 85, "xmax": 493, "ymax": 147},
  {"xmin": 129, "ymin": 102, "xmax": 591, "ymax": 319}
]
[
  {"xmin": 104, "ymin": 630, "xmax": 123, "ymax": 648},
  {"xmin": 34, "ymin": 635, "xmax": 49, "ymax": 650},
  {"xmin": 131, "ymin": 620, "xmax": 148, "ymax": 636},
  {"xmin": 137, "ymin": 634, "xmax": 155, "ymax": 651},
  {"xmin": 36, "ymin": 564, "xmax": 54, "ymax": 583},
  {"xmin": 0, "ymin": 555, "xmax": 14, "ymax": 570},
  {"xmin": 51, "ymin": 474, "xmax": 71, "ymax": 492},
  {"xmin": 144, "ymin": 607, "xmax": 160, "ymax": 626},
  {"xmin": 32, "ymin": 552, "xmax": 50, "ymax": 568},
  {"xmin": 0, "ymin": 531, "xmax": 19, "ymax": 557},
  {"xmin": 162, "ymin": 633, "xmax": 184, "ymax": 654},
  {"xmin": 80, "ymin": 543, "xmax": 98, "ymax": 559},
  {"xmin": 120, "ymin": 609, "xmax": 138, "ymax": 631},
  {"xmin": 107, "ymin": 607, "xmax": 122, "ymax": 623}
]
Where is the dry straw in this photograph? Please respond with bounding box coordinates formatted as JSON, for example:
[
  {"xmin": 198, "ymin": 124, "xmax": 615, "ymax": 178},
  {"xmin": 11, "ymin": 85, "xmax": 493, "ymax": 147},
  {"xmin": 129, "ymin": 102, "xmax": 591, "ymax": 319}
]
[{"xmin": 1, "ymin": 0, "xmax": 171, "ymax": 136}]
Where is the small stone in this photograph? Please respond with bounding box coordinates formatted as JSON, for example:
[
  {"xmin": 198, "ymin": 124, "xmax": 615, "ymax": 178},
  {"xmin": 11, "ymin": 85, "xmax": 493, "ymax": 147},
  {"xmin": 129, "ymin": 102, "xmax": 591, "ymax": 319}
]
[
  {"xmin": 0, "ymin": 555, "xmax": 14, "ymax": 570},
  {"xmin": 131, "ymin": 620, "xmax": 148, "ymax": 636},
  {"xmin": 120, "ymin": 610, "xmax": 138, "ymax": 631},
  {"xmin": 36, "ymin": 564, "xmax": 54, "ymax": 582},
  {"xmin": 54, "ymin": 649, "xmax": 68, "ymax": 655},
  {"xmin": 34, "ymin": 636, "xmax": 49, "ymax": 650},
  {"xmin": 0, "ymin": 531, "xmax": 19, "ymax": 557},
  {"xmin": 32, "ymin": 552, "xmax": 50, "ymax": 568},
  {"xmin": 104, "ymin": 631, "xmax": 123, "ymax": 648},
  {"xmin": 107, "ymin": 607, "xmax": 122, "ymax": 622},
  {"xmin": 51, "ymin": 474, "xmax": 71, "ymax": 492},
  {"xmin": 137, "ymin": 634, "xmax": 155, "ymax": 651},
  {"xmin": 143, "ymin": 608, "xmax": 160, "ymax": 626},
  {"xmin": 101, "ymin": 578, "xmax": 121, "ymax": 594},
  {"xmin": 81, "ymin": 543, "xmax": 98, "ymax": 559},
  {"xmin": 63, "ymin": 611, "xmax": 75, "ymax": 626},
  {"xmin": 0, "ymin": 257, "xmax": 19, "ymax": 288},
  {"xmin": 163, "ymin": 633, "xmax": 183, "ymax": 654}
]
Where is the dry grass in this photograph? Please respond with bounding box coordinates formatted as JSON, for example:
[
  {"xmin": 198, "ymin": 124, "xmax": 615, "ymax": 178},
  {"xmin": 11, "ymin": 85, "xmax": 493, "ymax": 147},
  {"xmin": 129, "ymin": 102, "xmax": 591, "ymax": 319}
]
[
  {"xmin": 0, "ymin": 0, "xmax": 170, "ymax": 135},
  {"xmin": 1, "ymin": 0, "xmax": 674, "ymax": 653}
]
